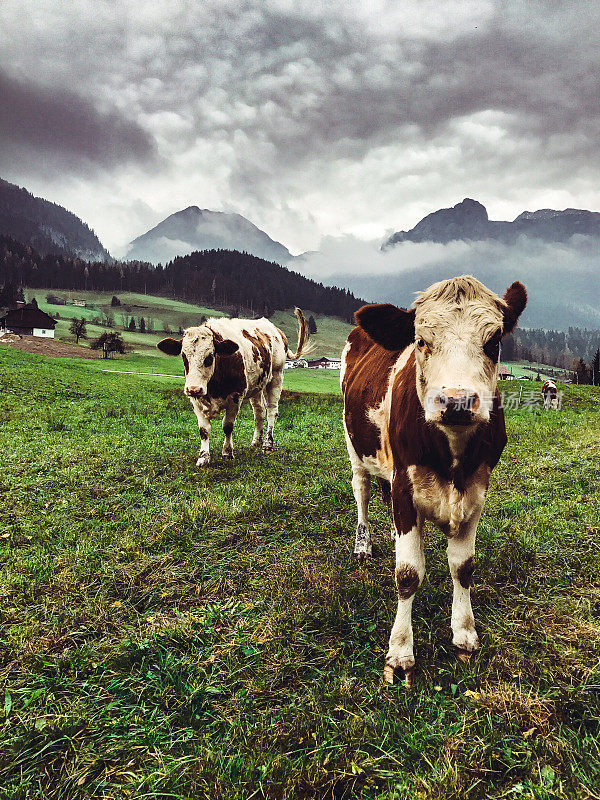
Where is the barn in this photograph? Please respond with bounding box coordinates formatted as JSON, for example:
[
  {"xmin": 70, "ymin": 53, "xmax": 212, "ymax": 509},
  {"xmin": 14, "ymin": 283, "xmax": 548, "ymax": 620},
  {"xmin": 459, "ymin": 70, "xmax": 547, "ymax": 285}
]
[
  {"xmin": 306, "ymin": 356, "xmax": 342, "ymax": 369},
  {"xmin": 0, "ymin": 304, "xmax": 56, "ymax": 338}
]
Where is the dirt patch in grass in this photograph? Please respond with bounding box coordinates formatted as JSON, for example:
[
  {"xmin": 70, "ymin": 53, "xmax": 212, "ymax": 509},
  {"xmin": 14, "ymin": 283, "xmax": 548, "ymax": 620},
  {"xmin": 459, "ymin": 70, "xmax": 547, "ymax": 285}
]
[{"xmin": 0, "ymin": 335, "xmax": 98, "ymax": 358}]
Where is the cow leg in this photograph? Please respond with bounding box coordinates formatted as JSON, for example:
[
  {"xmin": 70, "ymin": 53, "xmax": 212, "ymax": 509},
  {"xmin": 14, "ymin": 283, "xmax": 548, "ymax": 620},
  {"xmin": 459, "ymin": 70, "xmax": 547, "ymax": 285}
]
[
  {"xmin": 221, "ymin": 399, "xmax": 240, "ymax": 460},
  {"xmin": 250, "ymin": 394, "xmax": 266, "ymax": 447},
  {"xmin": 263, "ymin": 372, "xmax": 283, "ymax": 452},
  {"xmin": 447, "ymin": 508, "xmax": 482, "ymax": 659},
  {"xmin": 385, "ymin": 520, "xmax": 425, "ymax": 686},
  {"xmin": 343, "ymin": 422, "xmax": 373, "ymax": 564},
  {"xmin": 351, "ymin": 466, "xmax": 372, "ymax": 564},
  {"xmin": 385, "ymin": 477, "xmax": 424, "ymax": 686},
  {"xmin": 192, "ymin": 408, "xmax": 211, "ymax": 467}
]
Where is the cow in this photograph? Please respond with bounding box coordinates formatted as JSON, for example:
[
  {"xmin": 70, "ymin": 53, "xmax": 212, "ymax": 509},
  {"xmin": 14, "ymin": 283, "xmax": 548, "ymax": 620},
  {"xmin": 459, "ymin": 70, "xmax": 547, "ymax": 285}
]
[
  {"xmin": 542, "ymin": 380, "xmax": 559, "ymax": 410},
  {"xmin": 341, "ymin": 275, "xmax": 527, "ymax": 686},
  {"xmin": 157, "ymin": 309, "xmax": 309, "ymax": 465}
]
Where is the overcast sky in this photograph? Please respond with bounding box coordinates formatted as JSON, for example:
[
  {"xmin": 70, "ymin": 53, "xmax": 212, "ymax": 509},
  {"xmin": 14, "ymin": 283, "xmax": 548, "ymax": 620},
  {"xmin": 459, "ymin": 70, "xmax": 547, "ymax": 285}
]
[{"xmin": 1, "ymin": 0, "xmax": 599, "ymax": 256}]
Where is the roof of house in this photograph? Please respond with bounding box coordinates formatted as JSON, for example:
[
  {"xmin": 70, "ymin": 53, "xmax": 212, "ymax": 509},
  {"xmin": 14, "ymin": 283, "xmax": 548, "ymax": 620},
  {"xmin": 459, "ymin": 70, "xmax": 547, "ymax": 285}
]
[
  {"xmin": 498, "ymin": 363, "xmax": 512, "ymax": 373},
  {"xmin": 0, "ymin": 304, "xmax": 56, "ymax": 328}
]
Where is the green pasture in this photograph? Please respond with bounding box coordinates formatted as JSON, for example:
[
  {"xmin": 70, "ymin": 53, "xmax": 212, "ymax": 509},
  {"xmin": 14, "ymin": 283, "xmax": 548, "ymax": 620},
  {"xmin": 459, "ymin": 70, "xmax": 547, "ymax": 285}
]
[{"xmin": 1, "ymin": 348, "xmax": 599, "ymax": 799}]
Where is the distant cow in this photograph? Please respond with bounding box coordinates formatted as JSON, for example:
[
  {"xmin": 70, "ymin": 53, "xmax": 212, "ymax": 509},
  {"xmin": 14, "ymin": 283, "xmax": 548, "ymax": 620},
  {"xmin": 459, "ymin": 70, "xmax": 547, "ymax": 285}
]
[
  {"xmin": 341, "ymin": 276, "xmax": 527, "ymax": 686},
  {"xmin": 542, "ymin": 380, "xmax": 559, "ymax": 410},
  {"xmin": 158, "ymin": 309, "xmax": 309, "ymax": 465}
]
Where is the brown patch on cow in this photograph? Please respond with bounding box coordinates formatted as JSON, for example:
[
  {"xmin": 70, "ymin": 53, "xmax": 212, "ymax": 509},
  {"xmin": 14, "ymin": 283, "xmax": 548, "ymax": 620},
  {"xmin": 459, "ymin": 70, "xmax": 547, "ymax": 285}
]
[
  {"xmin": 342, "ymin": 327, "xmax": 399, "ymax": 459},
  {"xmin": 457, "ymin": 557, "xmax": 475, "ymax": 589},
  {"xmin": 276, "ymin": 326, "xmax": 289, "ymax": 351},
  {"xmin": 377, "ymin": 477, "xmax": 391, "ymax": 505},
  {"xmin": 199, "ymin": 428, "xmax": 209, "ymax": 440},
  {"xmin": 242, "ymin": 329, "xmax": 272, "ymax": 383},
  {"xmin": 391, "ymin": 465, "xmax": 418, "ymax": 534},
  {"xmin": 395, "ymin": 564, "xmax": 420, "ymax": 599},
  {"xmin": 207, "ymin": 350, "xmax": 247, "ymax": 399}
]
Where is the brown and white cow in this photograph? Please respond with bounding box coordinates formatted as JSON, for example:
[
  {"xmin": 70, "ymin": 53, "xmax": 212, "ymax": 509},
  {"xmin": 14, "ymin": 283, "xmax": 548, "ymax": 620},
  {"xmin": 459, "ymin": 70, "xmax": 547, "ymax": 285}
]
[
  {"xmin": 542, "ymin": 380, "xmax": 559, "ymax": 410},
  {"xmin": 158, "ymin": 309, "xmax": 309, "ymax": 465},
  {"xmin": 341, "ymin": 275, "xmax": 527, "ymax": 686}
]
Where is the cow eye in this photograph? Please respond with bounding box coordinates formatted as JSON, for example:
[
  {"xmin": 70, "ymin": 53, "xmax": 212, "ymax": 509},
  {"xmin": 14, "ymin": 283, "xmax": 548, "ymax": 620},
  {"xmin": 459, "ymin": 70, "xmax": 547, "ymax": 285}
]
[
  {"xmin": 204, "ymin": 354, "xmax": 214, "ymax": 367},
  {"xmin": 416, "ymin": 338, "xmax": 426, "ymax": 348},
  {"xmin": 483, "ymin": 334, "xmax": 501, "ymax": 362}
]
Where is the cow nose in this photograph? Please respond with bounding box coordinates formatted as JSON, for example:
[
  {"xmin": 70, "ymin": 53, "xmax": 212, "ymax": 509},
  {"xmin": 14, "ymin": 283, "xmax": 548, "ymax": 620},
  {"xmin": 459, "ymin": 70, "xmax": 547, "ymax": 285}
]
[
  {"xmin": 435, "ymin": 389, "xmax": 480, "ymax": 412},
  {"xmin": 185, "ymin": 385, "xmax": 204, "ymax": 398}
]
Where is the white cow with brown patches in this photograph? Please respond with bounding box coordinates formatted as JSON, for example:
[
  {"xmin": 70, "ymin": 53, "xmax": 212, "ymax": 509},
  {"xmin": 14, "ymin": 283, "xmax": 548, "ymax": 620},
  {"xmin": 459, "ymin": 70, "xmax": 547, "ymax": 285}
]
[
  {"xmin": 341, "ymin": 275, "xmax": 527, "ymax": 686},
  {"xmin": 542, "ymin": 380, "xmax": 559, "ymax": 410},
  {"xmin": 158, "ymin": 309, "xmax": 309, "ymax": 465}
]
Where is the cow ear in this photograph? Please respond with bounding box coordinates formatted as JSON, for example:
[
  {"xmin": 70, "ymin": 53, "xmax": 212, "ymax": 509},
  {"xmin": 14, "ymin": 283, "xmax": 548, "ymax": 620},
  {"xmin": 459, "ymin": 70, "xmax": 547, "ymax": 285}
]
[
  {"xmin": 502, "ymin": 282, "xmax": 527, "ymax": 334},
  {"xmin": 355, "ymin": 303, "xmax": 416, "ymax": 351},
  {"xmin": 157, "ymin": 337, "xmax": 182, "ymax": 356},
  {"xmin": 214, "ymin": 338, "xmax": 239, "ymax": 356}
]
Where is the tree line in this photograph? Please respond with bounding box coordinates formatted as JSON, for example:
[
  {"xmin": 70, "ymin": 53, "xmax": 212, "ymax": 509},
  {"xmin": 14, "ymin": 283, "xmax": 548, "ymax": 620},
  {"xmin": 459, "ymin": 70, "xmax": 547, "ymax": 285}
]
[{"xmin": 0, "ymin": 235, "xmax": 363, "ymax": 321}]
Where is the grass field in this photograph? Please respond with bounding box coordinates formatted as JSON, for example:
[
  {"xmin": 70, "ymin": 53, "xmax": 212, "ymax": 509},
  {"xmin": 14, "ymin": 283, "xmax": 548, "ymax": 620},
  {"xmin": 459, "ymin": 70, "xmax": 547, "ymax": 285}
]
[
  {"xmin": 1, "ymin": 348, "xmax": 600, "ymax": 799},
  {"xmin": 27, "ymin": 288, "xmax": 353, "ymax": 360}
]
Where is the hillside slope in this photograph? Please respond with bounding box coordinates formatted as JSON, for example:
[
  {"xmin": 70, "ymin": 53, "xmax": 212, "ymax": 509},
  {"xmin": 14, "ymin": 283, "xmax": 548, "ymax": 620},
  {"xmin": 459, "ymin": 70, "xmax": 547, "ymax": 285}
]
[{"xmin": 0, "ymin": 178, "xmax": 110, "ymax": 260}]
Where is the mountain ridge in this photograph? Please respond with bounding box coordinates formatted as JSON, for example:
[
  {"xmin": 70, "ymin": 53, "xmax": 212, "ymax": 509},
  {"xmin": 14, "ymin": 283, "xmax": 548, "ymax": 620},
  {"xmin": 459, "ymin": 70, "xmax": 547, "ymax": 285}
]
[
  {"xmin": 0, "ymin": 178, "xmax": 110, "ymax": 261},
  {"xmin": 125, "ymin": 206, "xmax": 293, "ymax": 265},
  {"xmin": 384, "ymin": 197, "xmax": 600, "ymax": 247}
]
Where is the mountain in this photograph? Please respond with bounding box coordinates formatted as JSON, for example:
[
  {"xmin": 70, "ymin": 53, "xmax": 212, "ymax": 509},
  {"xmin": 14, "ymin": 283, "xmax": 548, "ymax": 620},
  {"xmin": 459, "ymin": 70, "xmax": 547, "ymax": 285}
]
[
  {"xmin": 383, "ymin": 198, "xmax": 600, "ymax": 247},
  {"xmin": 125, "ymin": 206, "xmax": 293, "ymax": 265},
  {"xmin": 0, "ymin": 178, "xmax": 110, "ymax": 261}
]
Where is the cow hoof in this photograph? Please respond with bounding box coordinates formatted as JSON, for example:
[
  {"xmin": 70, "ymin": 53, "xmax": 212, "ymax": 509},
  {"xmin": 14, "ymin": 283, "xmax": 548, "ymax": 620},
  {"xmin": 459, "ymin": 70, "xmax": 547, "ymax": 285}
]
[
  {"xmin": 452, "ymin": 628, "xmax": 479, "ymax": 656},
  {"xmin": 383, "ymin": 663, "xmax": 415, "ymax": 688},
  {"xmin": 262, "ymin": 445, "xmax": 274, "ymax": 453},
  {"xmin": 196, "ymin": 455, "xmax": 210, "ymax": 467},
  {"xmin": 222, "ymin": 451, "xmax": 234, "ymax": 461},
  {"xmin": 355, "ymin": 551, "xmax": 371, "ymax": 567},
  {"xmin": 455, "ymin": 649, "xmax": 472, "ymax": 663},
  {"xmin": 251, "ymin": 440, "xmax": 263, "ymax": 448}
]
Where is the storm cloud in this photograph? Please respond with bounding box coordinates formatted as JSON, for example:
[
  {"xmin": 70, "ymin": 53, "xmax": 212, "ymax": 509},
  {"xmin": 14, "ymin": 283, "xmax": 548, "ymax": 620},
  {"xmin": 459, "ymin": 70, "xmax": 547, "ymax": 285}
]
[
  {"xmin": 0, "ymin": 70, "xmax": 156, "ymax": 175},
  {"xmin": 0, "ymin": 0, "xmax": 598, "ymax": 253}
]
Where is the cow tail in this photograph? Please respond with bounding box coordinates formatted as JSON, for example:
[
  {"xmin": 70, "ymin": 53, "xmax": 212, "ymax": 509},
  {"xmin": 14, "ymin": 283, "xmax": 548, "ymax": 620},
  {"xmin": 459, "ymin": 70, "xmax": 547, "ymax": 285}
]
[{"xmin": 287, "ymin": 307, "xmax": 312, "ymax": 359}]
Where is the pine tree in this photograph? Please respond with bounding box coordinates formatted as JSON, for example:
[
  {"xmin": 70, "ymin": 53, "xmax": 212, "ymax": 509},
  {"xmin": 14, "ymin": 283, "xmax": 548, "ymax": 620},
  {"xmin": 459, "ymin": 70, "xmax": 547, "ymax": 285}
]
[
  {"xmin": 308, "ymin": 315, "xmax": 317, "ymax": 334},
  {"xmin": 128, "ymin": 317, "xmax": 136, "ymax": 332},
  {"xmin": 591, "ymin": 348, "xmax": 600, "ymax": 386},
  {"xmin": 139, "ymin": 317, "xmax": 146, "ymax": 333}
]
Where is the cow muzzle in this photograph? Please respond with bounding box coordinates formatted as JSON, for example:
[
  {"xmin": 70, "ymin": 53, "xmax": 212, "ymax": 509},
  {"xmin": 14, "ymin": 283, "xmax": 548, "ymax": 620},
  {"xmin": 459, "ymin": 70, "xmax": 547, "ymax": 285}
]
[
  {"xmin": 185, "ymin": 385, "xmax": 206, "ymax": 399},
  {"xmin": 427, "ymin": 388, "xmax": 481, "ymax": 426}
]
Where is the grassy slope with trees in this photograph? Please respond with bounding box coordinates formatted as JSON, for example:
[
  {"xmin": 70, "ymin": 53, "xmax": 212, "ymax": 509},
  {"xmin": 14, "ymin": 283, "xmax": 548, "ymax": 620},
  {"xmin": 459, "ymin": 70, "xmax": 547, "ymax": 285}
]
[{"xmin": 1, "ymin": 348, "xmax": 600, "ymax": 798}]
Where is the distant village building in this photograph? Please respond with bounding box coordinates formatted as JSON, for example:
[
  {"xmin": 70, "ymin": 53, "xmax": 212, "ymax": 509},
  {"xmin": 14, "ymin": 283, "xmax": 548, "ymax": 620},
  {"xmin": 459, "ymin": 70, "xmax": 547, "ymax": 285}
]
[
  {"xmin": 498, "ymin": 363, "xmax": 514, "ymax": 380},
  {"xmin": 72, "ymin": 299, "xmax": 87, "ymax": 307},
  {"xmin": 284, "ymin": 359, "xmax": 308, "ymax": 369},
  {"xmin": 0, "ymin": 304, "xmax": 56, "ymax": 338},
  {"xmin": 306, "ymin": 357, "xmax": 342, "ymax": 369}
]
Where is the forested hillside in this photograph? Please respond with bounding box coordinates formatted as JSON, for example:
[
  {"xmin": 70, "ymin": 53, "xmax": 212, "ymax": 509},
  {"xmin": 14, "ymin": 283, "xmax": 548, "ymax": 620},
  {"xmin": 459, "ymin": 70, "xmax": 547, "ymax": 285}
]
[
  {"xmin": 0, "ymin": 235, "xmax": 362, "ymax": 321},
  {"xmin": 0, "ymin": 179, "xmax": 109, "ymax": 260}
]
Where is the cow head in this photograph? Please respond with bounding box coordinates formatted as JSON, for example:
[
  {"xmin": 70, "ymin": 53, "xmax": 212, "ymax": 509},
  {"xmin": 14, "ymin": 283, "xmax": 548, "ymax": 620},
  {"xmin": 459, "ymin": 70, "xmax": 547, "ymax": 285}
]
[
  {"xmin": 355, "ymin": 275, "xmax": 527, "ymax": 429},
  {"xmin": 157, "ymin": 326, "xmax": 239, "ymax": 399}
]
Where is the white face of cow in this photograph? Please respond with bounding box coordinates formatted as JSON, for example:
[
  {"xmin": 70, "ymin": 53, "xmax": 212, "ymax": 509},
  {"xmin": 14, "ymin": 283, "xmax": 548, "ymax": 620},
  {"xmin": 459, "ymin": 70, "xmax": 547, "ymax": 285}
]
[
  {"xmin": 414, "ymin": 287, "xmax": 505, "ymax": 427},
  {"xmin": 156, "ymin": 326, "xmax": 239, "ymax": 399},
  {"xmin": 355, "ymin": 276, "xmax": 527, "ymax": 430}
]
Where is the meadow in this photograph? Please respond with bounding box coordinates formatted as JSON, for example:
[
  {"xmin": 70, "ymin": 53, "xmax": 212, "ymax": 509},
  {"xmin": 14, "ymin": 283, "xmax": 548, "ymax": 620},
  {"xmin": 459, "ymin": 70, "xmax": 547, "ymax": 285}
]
[
  {"xmin": 1, "ymin": 348, "xmax": 600, "ymax": 799},
  {"xmin": 30, "ymin": 289, "xmax": 354, "ymax": 361}
]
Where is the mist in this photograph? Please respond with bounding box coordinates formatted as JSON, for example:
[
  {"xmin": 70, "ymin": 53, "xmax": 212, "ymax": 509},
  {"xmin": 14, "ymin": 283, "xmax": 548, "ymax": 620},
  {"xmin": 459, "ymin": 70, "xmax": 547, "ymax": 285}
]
[{"xmin": 293, "ymin": 235, "xmax": 600, "ymax": 330}]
